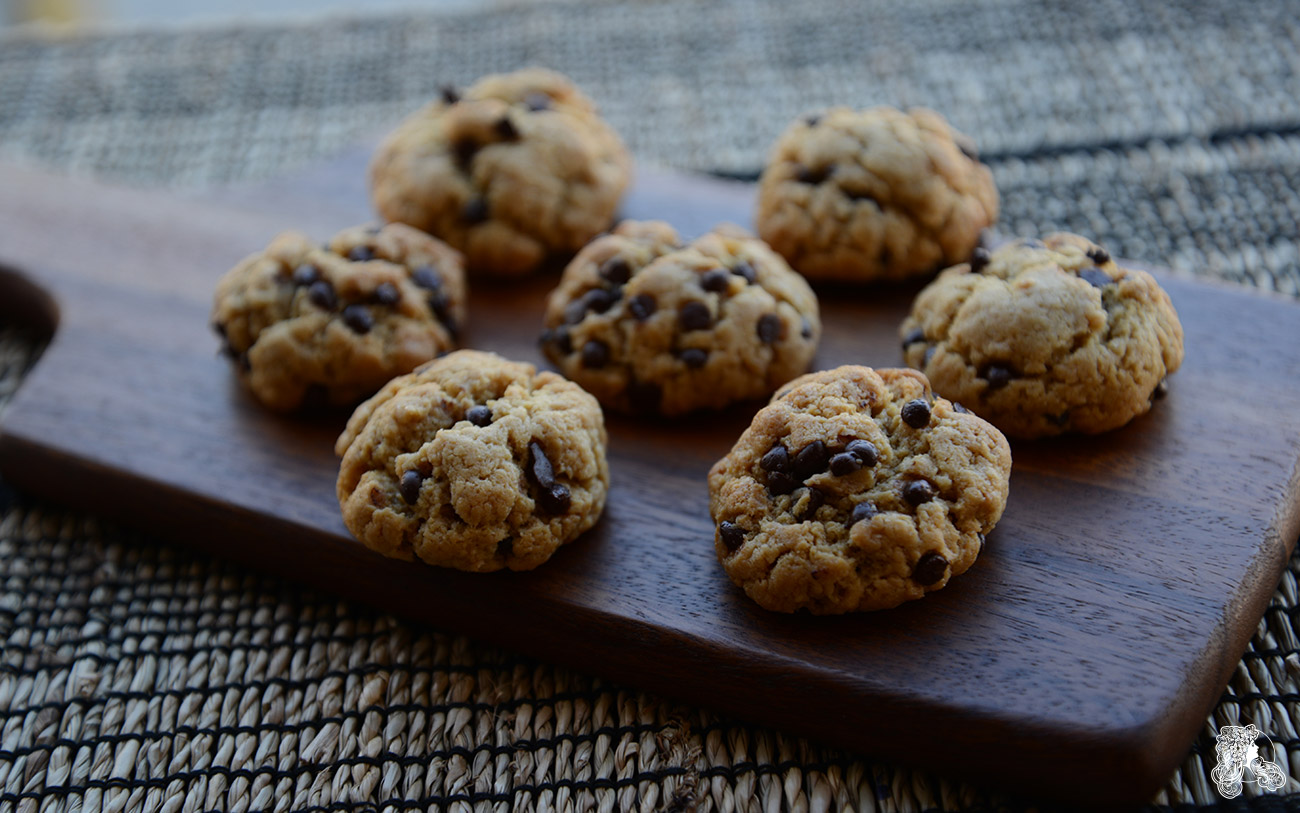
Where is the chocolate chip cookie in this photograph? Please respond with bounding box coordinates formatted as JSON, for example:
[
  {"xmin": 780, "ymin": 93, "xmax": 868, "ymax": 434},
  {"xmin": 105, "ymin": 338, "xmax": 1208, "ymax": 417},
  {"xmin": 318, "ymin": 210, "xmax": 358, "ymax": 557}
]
[
  {"xmin": 335, "ymin": 350, "xmax": 609, "ymax": 572},
  {"xmin": 212, "ymin": 223, "xmax": 467, "ymax": 412},
  {"xmin": 708, "ymin": 365, "xmax": 1011, "ymax": 614},
  {"xmin": 755, "ymin": 106, "xmax": 998, "ymax": 282},
  {"xmin": 369, "ymin": 68, "xmax": 632, "ymax": 277},
  {"xmin": 900, "ymin": 233, "xmax": 1185, "ymax": 439},
  {"xmin": 539, "ymin": 220, "xmax": 821, "ymax": 417}
]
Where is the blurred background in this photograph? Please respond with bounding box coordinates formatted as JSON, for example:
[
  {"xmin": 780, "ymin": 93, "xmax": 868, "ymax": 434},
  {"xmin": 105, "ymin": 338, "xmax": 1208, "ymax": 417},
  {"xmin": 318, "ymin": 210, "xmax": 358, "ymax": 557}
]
[{"xmin": 2, "ymin": 0, "xmax": 515, "ymax": 26}]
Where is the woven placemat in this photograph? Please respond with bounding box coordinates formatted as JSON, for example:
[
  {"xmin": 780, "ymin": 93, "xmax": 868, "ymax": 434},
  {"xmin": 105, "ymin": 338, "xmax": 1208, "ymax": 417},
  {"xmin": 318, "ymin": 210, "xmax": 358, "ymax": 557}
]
[{"xmin": 2, "ymin": 0, "xmax": 1299, "ymax": 808}]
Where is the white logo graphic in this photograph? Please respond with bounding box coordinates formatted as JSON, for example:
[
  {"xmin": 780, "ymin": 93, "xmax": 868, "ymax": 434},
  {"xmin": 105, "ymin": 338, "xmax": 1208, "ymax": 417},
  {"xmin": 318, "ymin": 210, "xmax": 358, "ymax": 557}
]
[{"xmin": 1212, "ymin": 723, "xmax": 1287, "ymax": 798}]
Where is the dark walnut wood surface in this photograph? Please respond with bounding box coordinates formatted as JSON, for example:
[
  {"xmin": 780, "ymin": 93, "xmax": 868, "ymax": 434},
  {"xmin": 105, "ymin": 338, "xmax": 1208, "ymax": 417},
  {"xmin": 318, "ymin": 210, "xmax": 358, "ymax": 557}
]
[{"xmin": 1, "ymin": 149, "xmax": 1298, "ymax": 806}]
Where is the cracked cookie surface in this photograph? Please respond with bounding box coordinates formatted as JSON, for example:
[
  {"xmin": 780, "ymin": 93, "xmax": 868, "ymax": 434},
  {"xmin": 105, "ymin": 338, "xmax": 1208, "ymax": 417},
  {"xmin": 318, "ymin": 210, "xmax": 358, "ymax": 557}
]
[
  {"xmin": 756, "ymin": 106, "xmax": 998, "ymax": 282},
  {"xmin": 336, "ymin": 350, "xmax": 609, "ymax": 572},
  {"xmin": 540, "ymin": 220, "xmax": 821, "ymax": 416},
  {"xmin": 369, "ymin": 67, "xmax": 632, "ymax": 277},
  {"xmin": 708, "ymin": 366, "xmax": 1011, "ymax": 614},
  {"xmin": 899, "ymin": 232, "xmax": 1185, "ymax": 439},
  {"xmin": 212, "ymin": 223, "xmax": 467, "ymax": 412}
]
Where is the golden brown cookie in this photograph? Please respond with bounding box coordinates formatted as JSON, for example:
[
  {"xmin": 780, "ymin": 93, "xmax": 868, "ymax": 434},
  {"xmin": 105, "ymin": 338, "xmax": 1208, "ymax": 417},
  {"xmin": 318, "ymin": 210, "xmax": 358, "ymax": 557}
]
[
  {"xmin": 540, "ymin": 220, "xmax": 821, "ymax": 416},
  {"xmin": 336, "ymin": 350, "xmax": 609, "ymax": 572},
  {"xmin": 755, "ymin": 107, "xmax": 998, "ymax": 282},
  {"xmin": 899, "ymin": 233, "xmax": 1185, "ymax": 439},
  {"xmin": 369, "ymin": 68, "xmax": 632, "ymax": 277},
  {"xmin": 212, "ymin": 223, "xmax": 466, "ymax": 412},
  {"xmin": 708, "ymin": 366, "xmax": 1011, "ymax": 614}
]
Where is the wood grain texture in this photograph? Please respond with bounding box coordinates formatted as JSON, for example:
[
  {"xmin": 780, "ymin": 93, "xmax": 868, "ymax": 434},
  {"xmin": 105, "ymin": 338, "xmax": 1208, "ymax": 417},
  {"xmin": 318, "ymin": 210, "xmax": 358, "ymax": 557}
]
[{"xmin": 1, "ymin": 151, "xmax": 1299, "ymax": 806}]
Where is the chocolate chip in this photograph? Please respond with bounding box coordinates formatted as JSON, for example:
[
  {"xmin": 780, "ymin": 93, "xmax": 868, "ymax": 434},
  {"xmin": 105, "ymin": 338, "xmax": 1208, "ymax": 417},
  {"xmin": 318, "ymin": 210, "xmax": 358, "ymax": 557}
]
[
  {"xmin": 732, "ymin": 261, "xmax": 757, "ymax": 283},
  {"xmin": 342, "ymin": 305, "xmax": 374, "ymax": 334},
  {"xmin": 796, "ymin": 487, "xmax": 825, "ymax": 520},
  {"xmin": 429, "ymin": 291, "xmax": 452, "ymax": 324},
  {"xmin": 411, "ymin": 266, "xmax": 442, "ymax": 290},
  {"xmin": 953, "ymin": 402, "xmax": 971, "ymax": 414},
  {"xmin": 912, "ymin": 552, "xmax": 948, "ymax": 586},
  {"xmin": 466, "ymin": 405, "xmax": 492, "ymax": 427},
  {"xmin": 365, "ymin": 224, "xmax": 382, "ymax": 235},
  {"xmin": 756, "ymin": 314, "xmax": 783, "ymax": 344},
  {"xmin": 524, "ymin": 92, "xmax": 551, "ymax": 111},
  {"xmin": 308, "ymin": 280, "xmax": 337, "ymax": 310},
  {"xmin": 845, "ymin": 440, "xmax": 878, "ymax": 467},
  {"xmin": 677, "ymin": 347, "xmax": 708, "ymax": 369},
  {"xmin": 795, "ymin": 165, "xmax": 828, "ymax": 184},
  {"xmin": 463, "ymin": 197, "xmax": 489, "ymax": 224},
  {"xmin": 1047, "ymin": 410, "xmax": 1071, "ymax": 427},
  {"xmin": 1078, "ymin": 267, "xmax": 1112, "ymax": 288},
  {"xmin": 581, "ymin": 339, "xmax": 610, "ymax": 368},
  {"xmin": 793, "ymin": 440, "xmax": 829, "ymax": 480},
  {"xmin": 453, "ymin": 138, "xmax": 478, "ymax": 168},
  {"xmin": 1086, "ymin": 246, "xmax": 1111, "ymax": 265},
  {"xmin": 679, "ymin": 301, "xmax": 712, "ymax": 332},
  {"xmin": 497, "ymin": 537, "xmax": 513, "ymax": 558},
  {"xmin": 528, "ymin": 440, "xmax": 556, "ymax": 488},
  {"xmin": 969, "ymin": 247, "xmax": 991, "ymax": 273},
  {"xmin": 292, "ymin": 264, "xmax": 321, "ymax": 286},
  {"xmin": 849, "ymin": 502, "xmax": 878, "ymax": 527},
  {"xmin": 760, "ymin": 444, "xmax": 791, "ymax": 473},
  {"xmin": 845, "ymin": 189, "xmax": 880, "ymax": 205},
  {"xmin": 922, "ymin": 345, "xmax": 936, "ymax": 367},
  {"xmin": 565, "ymin": 288, "xmax": 617, "ymax": 324},
  {"xmin": 539, "ymin": 483, "xmax": 572, "ymax": 514},
  {"xmin": 599, "ymin": 257, "xmax": 631, "ymax": 285},
  {"xmin": 829, "ymin": 452, "xmax": 862, "ymax": 477},
  {"xmin": 373, "ymin": 282, "xmax": 401, "ymax": 305},
  {"xmin": 805, "ymin": 113, "xmax": 822, "ymax": 127},
  {"xmin": 347, "ymin": 245, "xmax": 376, "ymax": 262},
  {"xmin": 766, "ymin": 471, "xmax": 798, "ymax": 496},
  {"xmin": 495, "ymin": 116, "xmax": 519, "ymax": 140},
  {"xmin": 902, "ymin": 327, "xmax": 926, "ymax": 348},
  {"xmin": 901, "ymin": 399, "xmax": 931, "ymax": 429},
  {"xmin": 700, "ymin": 269, "xmax": 732, "ymax": 293},
  {"xmin": 719, "ymin": 521, "xmax": 745, "ymax": 552},
  {"xmin": 540, "ymin": 326, "xmax": 572, "ymax": 354},
  {"xmin": 440, "ymin": 85, "xmax": 460, "ymax": 104},
  {"xmin": 801, "ymin": 318, "xmax": 813, "ymax": 339},
  {"xmin": 628, "ymin": 293, "xmax": 657, "ymax": 321},
  {"xmin": 627, "ymin": 379, "xmax": 661, "ymax": 413},
  {"xmin": 399, "ymin": 470, "xmax": 424, "ymax": 505},
  {"xmin": 902, "ymin": 479, "xmax": 937, "ymax": 506},
  {"xmin": 984, "ymin": 364, "xmax": 1013, "ymax": 389},
  {"xmin": 1152, "ymin": 378, "xmax": 1169, "ymax": 400}
]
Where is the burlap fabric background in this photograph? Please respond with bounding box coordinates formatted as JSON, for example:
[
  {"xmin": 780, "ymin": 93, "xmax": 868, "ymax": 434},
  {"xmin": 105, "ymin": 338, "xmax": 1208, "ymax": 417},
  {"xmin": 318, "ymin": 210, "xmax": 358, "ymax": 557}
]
[{"xmin": 2, "ymin": 0, "xmax": 1299, "ymax": 809}]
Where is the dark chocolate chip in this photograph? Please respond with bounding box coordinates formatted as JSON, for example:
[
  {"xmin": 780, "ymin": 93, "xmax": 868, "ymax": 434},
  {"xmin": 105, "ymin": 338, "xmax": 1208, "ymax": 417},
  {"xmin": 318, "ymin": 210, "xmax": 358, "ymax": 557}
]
[
  {"xmin": 969, "ymin": 247, "xmax": 991, "ymax": 273},
  {"xmin": 984, "ymin": 364, "xmax": 1013, "ymax": 389},
  {"xmin": 429, "ymin": 291, "xmax": 452, "ymax": 323},
  {"xmin": 466, "ymin": 405, "xmax": 493, "ymax": 427},
  {"xmin": 677, "ymin": 347, "xmax": 708, "ymax": 369},
  {"xmin": 797, "ymin": 487, "xmax": 825, "ymax": 520},
  {"xmin": 598, "ymin": 257, "xmax": 631, "ymax": 285},
  {"xmin": 804, "ymin": 113, "xmax": 822, "ymax": 127},
  {"xmin": 766, "ymin": 471, "xmax": 798, "ymax": 496},
  {"xmin": 463, "ymin": 197, "xmax": 490, "ymax": 224},
  {"xmin": 1152, "ymin": 378, "xmax": 1169, "ymax": 400},
  {"xmin": 411, "ymin": 266, "xmax": 442, "ymax": 290},
  {"xmin": 628, "ymin": 293, "xmax": 657, "ymax": 321},
  {"xmin": 849, "ymin": 502, "xmax": 878, "ymax": 527},
  {"xmin": 524, "ymin": 92, "xmax": 551, "ymax": 111},
  {"xmin": 495, "ymin": 116, "xmax": 519, "ymax": 140},
  {"xmin": 539, "ymin": 483, "xmax": 572, "ymax": 514},
  {"xmin": 757, "ymin": 313, "xmax": 783, "ymax": 344},
  {"xmin": 829, "ymin": 452, "xmax": 862, "ymax": 477},
  {"xmin": 342, "ymin": 305, "xmax": 375, "ymax": 334},
  {"xmin": 373, "ymin": 282, "xmax": 401, "ymax": 305},
  {"xmin": 845, "ymin": 189, "xmax": 880, "ymax": 205},
  {"xmin": 497, "ymin": 537, "xmax": 513, "ymax": 558},
  {"xmin": 902, "ymin": 479, "xmax": 937, "ymax": 506},
  {"xmin": 719, "ymin": 521, "xmax": 745, "ymax": 552},
  {"xmin": 565, "ymin": 288, "xmax": 617, "ymax": 324},
  {"xmin": 901, "ymin": 399, "xmax": 931, "ymax": 429},
  {"xmin": 953, "ymin": 402, "xmax": 971, "ymax": 414},
  {"xmin": 1078, "ymin": 267, "xmax": 1112, "ymax": 288},
  {"xmin": 795, "ymin": 165, "xmax": 829, "ymax": 184},
  {"xmin": 1047, "ymin": 410, "xmax": 1071, "ymax": 427},
  {"xmin": 399, "ymin": 470, "xmax": 423, "ymax": 505},
  {"xmin": 902, "ymin": 327, "xmax": 926, "ymax": 348},
  {"xmin": 801, "ymin": 318, "xmax": 813, "ymax": 339},
  {"xmin": 308, "ymin": 280, "xmax": 337, "ymax": 310},
  {"xmin": 922, "ymin": 345, "xmax": 936, "ymax": 367},
  {"xmin": 912, "ymin": 551, "xmax": 948, "ymax": 586},
  {"xmin": 581, "ymin": 339, "xmax": 610, "ymax": 369},
  {"xmin": 347, "ymin": 245, "xmax": 376, "ymax": 262},
  {"xmin": 453, "ymin": 139, "xmax": 478, "ymax": 168},
  {"xmin": 679, "ymin": 301, "xmax": 712, "ymax": 332},
  {"xmin": 527, "ymin": 440, "xmax": 556, "ymax": 488},
  {"xmin": 292, "ymin": 264, "xmax": 321, "ymax": 286},
  {"xmin": 627, "ymin": 379, "xmax": 661, "ymax": 413},
  {"xmin": 732, "ymin": 261, "xmax": 757, "ymax": 283},
  {"xmin": 540, "ymin": 326, "xmax": 572, "ymax": 354},
  {"xmin": 760, "ymin": 444, "xmax": 791, "ymax": 473},
  {"xmin": 700, "ymin": 269, "xmax": 732, "ymax": 293},
  {"xmin": 1086, "ymin": 246, "xmax": 1111, "ymax": 265},
  {"xmin": 845, "ymin": 439, "xmax": 878, "ymax": 467},
  {"xmin": 793, "ymin": 440, "xmax": 829, "ymax": 480},
  {"xmin": 440, "ymin": 85, "xmax": 460, "ymax": 104}
]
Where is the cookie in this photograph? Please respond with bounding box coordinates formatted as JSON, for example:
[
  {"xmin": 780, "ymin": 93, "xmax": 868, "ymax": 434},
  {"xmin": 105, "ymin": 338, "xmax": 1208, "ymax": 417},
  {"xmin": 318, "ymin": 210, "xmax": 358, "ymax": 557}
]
[
  {"xmin": 899, "ymin": 233, "xmax": 1185, "ymax": 439},
  {"xmin": 212, "ymin": 223, "xmax": 467, "ymax": 412},
  {"xmin": 369, "ymin": 68, "xmax": 632, "ymax": 277},
  {"xmin": 755, "ymin": 106, "xmax": 998, "ymax": 283},
  {"xmin": 708, "ymin": 365, "xmax": 1011, "ymax": 614},
  {"xmin": 335, "ymin": 350, "xmax": 609, "ymax": 572},
  {"xmin": 539, "ymin": 221, "xmax": 821, "ymax": 417}
]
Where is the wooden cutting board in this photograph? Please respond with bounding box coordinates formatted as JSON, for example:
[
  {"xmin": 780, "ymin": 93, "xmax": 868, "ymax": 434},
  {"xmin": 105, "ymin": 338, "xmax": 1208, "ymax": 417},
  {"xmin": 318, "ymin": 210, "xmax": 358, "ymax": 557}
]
[{"xmin": 2, "ymin": 148, "xmax": 1298, "ymax": 806}]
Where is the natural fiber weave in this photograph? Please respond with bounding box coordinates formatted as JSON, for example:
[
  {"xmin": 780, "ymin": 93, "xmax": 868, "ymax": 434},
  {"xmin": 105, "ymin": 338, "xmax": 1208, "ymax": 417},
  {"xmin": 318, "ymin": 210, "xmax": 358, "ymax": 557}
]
[{"xmin": 1, "ymin": 0, "xmax": 1299, "ymax": 808}]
